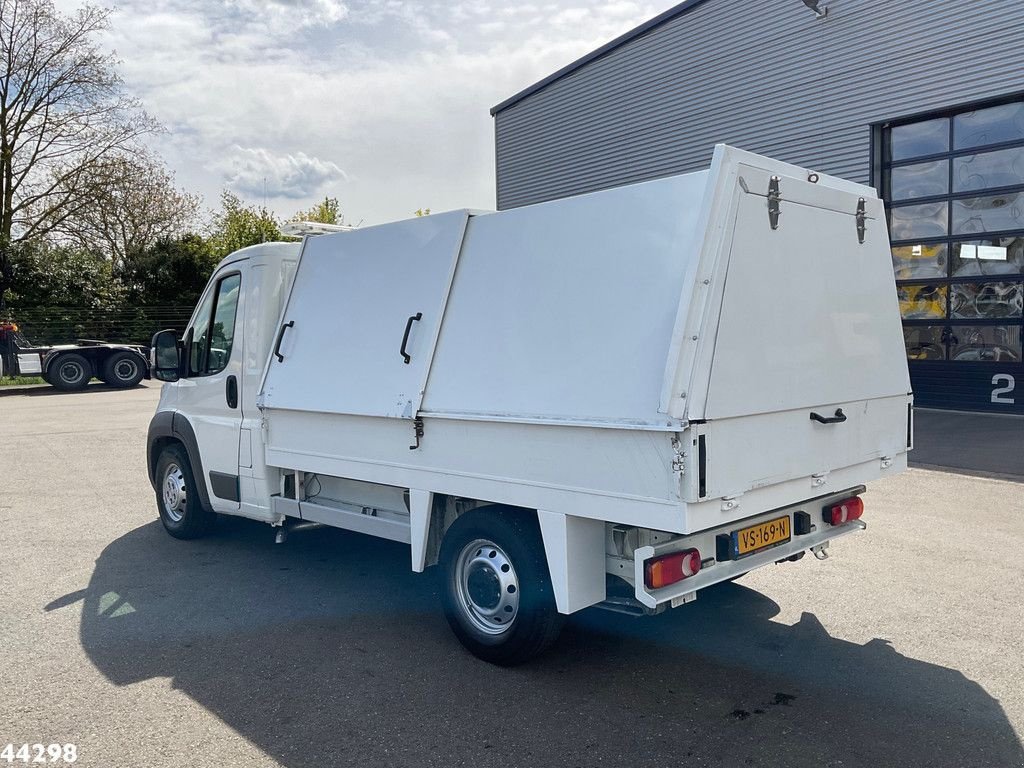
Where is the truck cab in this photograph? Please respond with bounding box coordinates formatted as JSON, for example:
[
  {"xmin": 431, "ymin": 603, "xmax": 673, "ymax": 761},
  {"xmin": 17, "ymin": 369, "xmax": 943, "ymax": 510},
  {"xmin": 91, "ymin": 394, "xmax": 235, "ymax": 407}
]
[{"xmin": 148, "ymin": 242, "xmax": 300, "ymax": 520}]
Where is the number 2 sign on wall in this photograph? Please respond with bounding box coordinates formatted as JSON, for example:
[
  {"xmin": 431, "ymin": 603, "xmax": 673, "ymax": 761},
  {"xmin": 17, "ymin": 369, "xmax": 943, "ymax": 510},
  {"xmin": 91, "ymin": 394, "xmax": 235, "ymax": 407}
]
[{"xmin": 992, "ymin": 374, "xmax": 1016, "ymax": 404}]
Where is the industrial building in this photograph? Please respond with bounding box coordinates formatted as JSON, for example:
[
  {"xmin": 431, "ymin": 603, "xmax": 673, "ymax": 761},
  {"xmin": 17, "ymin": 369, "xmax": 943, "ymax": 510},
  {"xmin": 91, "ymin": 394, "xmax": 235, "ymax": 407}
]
[{"xmin": 491, "ymin": 0, "xmax": 1024, "ymax": 414}]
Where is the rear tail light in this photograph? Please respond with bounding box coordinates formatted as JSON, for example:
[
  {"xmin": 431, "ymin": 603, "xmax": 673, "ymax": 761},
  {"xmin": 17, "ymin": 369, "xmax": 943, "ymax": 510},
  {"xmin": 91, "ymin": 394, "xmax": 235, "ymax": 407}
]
[
  {"xmin": 644, "ymin": 548, "xmax": 701, "ymax": 590},
  {"xmin": 823, "ymin": 496, "xmax": 864, "ymax": 526}
]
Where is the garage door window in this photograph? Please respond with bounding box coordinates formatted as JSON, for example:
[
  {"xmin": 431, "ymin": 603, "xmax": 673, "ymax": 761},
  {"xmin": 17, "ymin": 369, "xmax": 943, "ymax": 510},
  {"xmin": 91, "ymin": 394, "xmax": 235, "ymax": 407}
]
[{"xmin": 883, "ymin": 98, "xmax": 1024, "ymax": 367}]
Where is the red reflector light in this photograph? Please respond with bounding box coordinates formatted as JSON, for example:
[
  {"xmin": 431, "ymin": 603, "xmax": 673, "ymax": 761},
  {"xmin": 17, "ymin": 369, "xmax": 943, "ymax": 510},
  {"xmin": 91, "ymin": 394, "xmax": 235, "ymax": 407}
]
[
  {"xmin": 824, "ymin": 496, "xmax": 864, "ymax": 526},
  {"xmin": 644, "ymin": 548, "xmax": 701, "ymax": 590}
]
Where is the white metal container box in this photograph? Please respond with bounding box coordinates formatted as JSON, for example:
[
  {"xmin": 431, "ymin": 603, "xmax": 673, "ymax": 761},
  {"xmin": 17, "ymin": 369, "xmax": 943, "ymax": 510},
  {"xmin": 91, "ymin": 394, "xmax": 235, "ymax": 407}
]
[{"xmin": 258, "ymin": 145, "xmax": 910, "ymax": 537}]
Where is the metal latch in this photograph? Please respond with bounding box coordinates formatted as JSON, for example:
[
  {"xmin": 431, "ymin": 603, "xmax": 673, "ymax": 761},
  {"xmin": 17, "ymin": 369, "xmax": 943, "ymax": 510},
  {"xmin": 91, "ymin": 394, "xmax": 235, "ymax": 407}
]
[
  {"xmin": 767, "ymin": 176, "xmax": 781, "ymax": 230},
  {"xmin": 409, "ymin": 417, "xmax": 424, "ymax": 450},
  {"xmin": 811, "ymin": 472, "xmax": 828, "ymax": 488},
  {"xmin": 670, "ymin": 437, "xmax": 686, "ymax": 475},
  {"xmin": 855, "ymin": 197, "xmax": 867, "ymax": 244},
  {"xmin": 721, "ymin": 495, "xmax": 741, "ymax": 512}
]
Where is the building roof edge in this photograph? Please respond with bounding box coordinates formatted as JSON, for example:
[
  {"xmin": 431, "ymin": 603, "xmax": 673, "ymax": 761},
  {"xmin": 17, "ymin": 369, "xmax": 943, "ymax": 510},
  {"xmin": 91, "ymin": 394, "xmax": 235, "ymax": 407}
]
[{"xmin": 490, "ymin": 0, "xmax": 713, "ymax": 116}]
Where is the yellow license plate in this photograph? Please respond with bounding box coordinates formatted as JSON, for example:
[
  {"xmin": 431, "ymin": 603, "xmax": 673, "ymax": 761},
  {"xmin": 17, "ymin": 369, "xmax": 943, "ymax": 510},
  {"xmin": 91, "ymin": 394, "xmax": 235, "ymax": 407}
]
[{"xmin": 733, "ymin": 515, "xmax": 791, "ymax": 557}]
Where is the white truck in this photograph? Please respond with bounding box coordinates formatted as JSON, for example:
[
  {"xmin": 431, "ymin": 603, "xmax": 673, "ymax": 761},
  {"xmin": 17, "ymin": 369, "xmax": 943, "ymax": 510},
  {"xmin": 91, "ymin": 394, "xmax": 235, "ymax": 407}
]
[{"xmin": 147, "ymin": 146, "xmax": 912, "ymax": 665}]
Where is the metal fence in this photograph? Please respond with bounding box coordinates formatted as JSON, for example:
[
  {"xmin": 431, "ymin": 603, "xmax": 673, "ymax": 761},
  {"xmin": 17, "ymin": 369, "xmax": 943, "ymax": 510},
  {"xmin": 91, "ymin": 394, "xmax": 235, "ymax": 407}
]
[{"xmin": 9, "ymin": 306, "xmax": 194, "ymax": 346}]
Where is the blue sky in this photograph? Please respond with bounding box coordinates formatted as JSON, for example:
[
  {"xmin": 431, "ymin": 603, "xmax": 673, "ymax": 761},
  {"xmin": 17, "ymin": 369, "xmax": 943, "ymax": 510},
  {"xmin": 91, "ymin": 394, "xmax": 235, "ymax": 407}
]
[{"xmin": 54, "ymin": 0, "xmax": 677, "ymax": 225}]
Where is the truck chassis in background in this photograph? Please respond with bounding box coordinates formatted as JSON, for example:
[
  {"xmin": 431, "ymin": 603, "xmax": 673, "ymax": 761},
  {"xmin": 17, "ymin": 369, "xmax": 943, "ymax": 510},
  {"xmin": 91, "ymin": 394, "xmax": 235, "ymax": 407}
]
[{"xmin": 0, "ymin": 322, "xmax": 148, "ymax": 390}]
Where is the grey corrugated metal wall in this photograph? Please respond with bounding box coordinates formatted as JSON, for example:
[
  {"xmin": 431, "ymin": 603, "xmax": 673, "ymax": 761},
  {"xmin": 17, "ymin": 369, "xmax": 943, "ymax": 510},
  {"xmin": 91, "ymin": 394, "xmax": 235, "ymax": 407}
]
[{"xmin": 494, "ymin": 0, "xmax": 1024, "ymax": 209}]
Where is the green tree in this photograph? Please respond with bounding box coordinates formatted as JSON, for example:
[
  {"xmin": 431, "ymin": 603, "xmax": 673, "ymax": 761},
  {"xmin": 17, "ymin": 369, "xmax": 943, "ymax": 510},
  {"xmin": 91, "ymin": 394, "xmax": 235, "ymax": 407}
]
[
  {"xmin": 208, "ymin": 191, "xmax": 283, "ymax": 259},
  {"xmin": 122, "ymin": 234, "xmax": 219, "ymax": 306},
  {"xmin": 0, "ymin": 0, "xmax": 157, "ymax": 307},
  {"xmin": 291, "ymin": 196, "xmax": 342, "ymax": 225},
  {"xmin": 7, "ymin": 240, "xmax": 121, "ymax": 308},
  {"xmin": 50, "ymin": 154, "xmax": 199, "ymax": 275}
]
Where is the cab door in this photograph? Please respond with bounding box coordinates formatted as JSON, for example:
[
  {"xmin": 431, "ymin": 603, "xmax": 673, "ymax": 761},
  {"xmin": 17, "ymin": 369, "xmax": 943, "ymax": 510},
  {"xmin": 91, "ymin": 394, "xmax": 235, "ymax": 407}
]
[{"xmin": 177, "ymin": 265, "xmax": 247, "ymax": 512}]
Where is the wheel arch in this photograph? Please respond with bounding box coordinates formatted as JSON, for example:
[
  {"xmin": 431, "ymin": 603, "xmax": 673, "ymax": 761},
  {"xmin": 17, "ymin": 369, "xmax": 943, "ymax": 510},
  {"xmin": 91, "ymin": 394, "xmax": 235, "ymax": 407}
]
[
  {"xmin": 412, "ymin": 495, "xmax": 516, "ymax": 574},
  {"xmin": 146, "ymin": 411, "xmax": 213, "ymax": 511},
  {"xmin": 412, "ymin": 496, "xmax": 606, "ymax": 615},
  {"xmin": 42, "ymin": 349, "xmax": 93, "ymax": 376}
]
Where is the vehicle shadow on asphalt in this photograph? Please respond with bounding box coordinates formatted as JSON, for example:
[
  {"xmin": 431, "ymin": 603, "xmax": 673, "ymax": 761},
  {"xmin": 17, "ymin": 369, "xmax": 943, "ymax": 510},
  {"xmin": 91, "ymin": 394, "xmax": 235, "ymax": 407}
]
[
  {"xmin": 0, "ymin": 382, "xmax": 130, "ymax": 398},
  {"xmin": 66, "ymin": 517, "xmax": 1024, "ymax": 768}
]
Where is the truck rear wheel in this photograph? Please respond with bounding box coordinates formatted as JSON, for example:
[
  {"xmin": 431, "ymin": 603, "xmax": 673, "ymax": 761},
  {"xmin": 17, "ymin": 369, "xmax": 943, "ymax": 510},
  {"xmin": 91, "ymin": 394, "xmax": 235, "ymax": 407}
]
[
  {"xmin": 50, "ymin": 353, "xmax": 91, "ymax": 391},
  {"xmin": 439, "ymin": 508, "xmax": 564, "ymax": 665},
  {"xmin": 102, "ymin": 351, "xmax": 145, "ymax": 388},
  {"xmin": 155, "ymin": 445, "xmax": 215, "ymax": 539}
]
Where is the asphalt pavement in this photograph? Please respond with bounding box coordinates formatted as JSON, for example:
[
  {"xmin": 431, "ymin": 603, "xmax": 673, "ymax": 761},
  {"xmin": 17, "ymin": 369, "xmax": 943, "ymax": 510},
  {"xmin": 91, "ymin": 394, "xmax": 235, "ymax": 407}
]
[
  {"xmin": 1, "ymin": 383, "xmax": 1022, "ymax": 767},
  {"xmin": 911, "ymin": 408, "xmax": 1024, "ymax": 479}
]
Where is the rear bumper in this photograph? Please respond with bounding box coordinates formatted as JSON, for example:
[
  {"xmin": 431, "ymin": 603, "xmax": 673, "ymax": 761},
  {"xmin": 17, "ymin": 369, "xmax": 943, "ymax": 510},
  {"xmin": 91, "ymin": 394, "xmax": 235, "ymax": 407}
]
[{"xmin": 630, "ymin": 488, "xmax": 867, "ymax": 609}]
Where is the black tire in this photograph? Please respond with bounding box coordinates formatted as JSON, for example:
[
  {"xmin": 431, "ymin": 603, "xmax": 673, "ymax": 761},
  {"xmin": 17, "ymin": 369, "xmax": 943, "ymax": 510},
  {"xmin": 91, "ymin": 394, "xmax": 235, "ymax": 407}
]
[
  {"xmin": 439, "ymin": 507, "xmax": 564, "ymax": 666},
  {"xmin": 154, "ymin": 444, "xmax": 215, "ymax": 539},
  {"xmin": 49, "ymin": 353, "xmax": 92, "ymax": 391},
  {"xmin": 101, "ymin": 351, "xmax": 145, "ymax": 388}
]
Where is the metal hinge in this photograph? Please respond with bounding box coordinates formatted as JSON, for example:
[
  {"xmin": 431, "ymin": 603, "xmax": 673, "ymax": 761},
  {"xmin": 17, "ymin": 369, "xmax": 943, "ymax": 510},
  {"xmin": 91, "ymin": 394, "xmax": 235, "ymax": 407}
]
[
  {"xmin": 855, "ymin": 197, "xmax": 867, "ymax": 244},
  {"xmin": 767, "ymin": 176, "xmax": 781, "ymax": 230},
  {"xmin": 409, "ymin": 417, "xmax": 424, "ymax": 450}
]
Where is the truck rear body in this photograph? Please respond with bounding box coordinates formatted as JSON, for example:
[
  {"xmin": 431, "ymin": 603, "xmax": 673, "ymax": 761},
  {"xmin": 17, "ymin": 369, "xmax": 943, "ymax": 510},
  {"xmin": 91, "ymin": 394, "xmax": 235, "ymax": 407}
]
[{"xmin": 256, "ymin": 145, "xmax": 909, "ymax": 538}]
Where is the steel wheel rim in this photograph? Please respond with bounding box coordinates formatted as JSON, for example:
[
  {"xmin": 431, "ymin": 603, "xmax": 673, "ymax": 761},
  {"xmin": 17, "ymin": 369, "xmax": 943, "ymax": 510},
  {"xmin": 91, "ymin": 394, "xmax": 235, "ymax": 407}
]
[
  {"xmin": 454, "ymin": 538, "xmax": 520, "ymax": 635},
  {"xmin": 114, "ymin": 358, "xmax": 137, "ymax": 381},
  {"xmin": 162, "ymin": 463, "xmax": 187, "ymax": 523},
  {"xmin": 60, "ymin": 362, "xmax": 83, "ymax": 384}
]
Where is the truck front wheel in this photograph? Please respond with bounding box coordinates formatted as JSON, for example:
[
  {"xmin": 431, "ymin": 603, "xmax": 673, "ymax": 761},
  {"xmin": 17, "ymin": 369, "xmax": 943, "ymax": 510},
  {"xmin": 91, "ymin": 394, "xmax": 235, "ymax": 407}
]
[
  {"xmin": 50, "ymin": 353, "xmax": 92, "ymax": 391},
  {"xmin": 155, "ymin": 445, "xmax": 215, "ymax": 539},
  {"xmin": 439, "ymin": 508, "xmax": 564, "ymax": 665}
]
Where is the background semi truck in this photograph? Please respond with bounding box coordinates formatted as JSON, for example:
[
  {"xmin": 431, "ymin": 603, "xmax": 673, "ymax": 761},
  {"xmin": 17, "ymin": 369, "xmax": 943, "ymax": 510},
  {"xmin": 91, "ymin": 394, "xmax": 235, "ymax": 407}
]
[
  {"xmin": 146, "ymin": 145, "xmax": 912, "ymax": 665},
  {"xmin": 0, "ymin": 321, "xmax": 148, "ymax": 390}
]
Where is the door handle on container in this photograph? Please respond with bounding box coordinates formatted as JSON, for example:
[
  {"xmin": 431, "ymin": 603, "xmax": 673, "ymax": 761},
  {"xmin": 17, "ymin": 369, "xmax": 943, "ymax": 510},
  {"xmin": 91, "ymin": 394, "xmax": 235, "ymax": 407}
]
[
  {"xmin": 400, "ymin": 313, "xmax": 422, "ymax": 364},
  {"xmin": 273, "ymin": 321, "xmax": 294, "ymax": 362},
  {"xmin": 810, "ymin": 408, "xmax": 847, "ymax": 425},
  {"xmin": 226, "ymin": 375, "xmax": 238, "ymax": 409}
]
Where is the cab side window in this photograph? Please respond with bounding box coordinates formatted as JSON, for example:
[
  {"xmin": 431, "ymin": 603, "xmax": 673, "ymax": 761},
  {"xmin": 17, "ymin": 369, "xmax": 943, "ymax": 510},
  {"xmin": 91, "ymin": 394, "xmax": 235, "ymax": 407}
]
[{"xmin": 189, "ymin": 273, "xmax": 241, "ymax": 376}]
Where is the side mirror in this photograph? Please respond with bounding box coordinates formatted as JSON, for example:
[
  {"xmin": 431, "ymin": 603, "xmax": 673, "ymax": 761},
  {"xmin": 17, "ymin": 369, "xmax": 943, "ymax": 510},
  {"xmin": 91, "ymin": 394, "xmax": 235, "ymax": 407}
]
[{"xmin": 150, "ymin": 329, "xmax": 181, "ymax": 382}]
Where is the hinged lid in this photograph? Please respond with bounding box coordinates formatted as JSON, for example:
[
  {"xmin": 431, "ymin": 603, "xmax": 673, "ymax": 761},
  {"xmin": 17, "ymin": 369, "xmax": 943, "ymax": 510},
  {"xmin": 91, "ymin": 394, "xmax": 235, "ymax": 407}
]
[
  {"xmin": 259, "ymin": 210, "xmax": 470, "ymax": 419},
  {"xmin": 688, "ymin": 159, "xmax": 905, "ymax": 421}
]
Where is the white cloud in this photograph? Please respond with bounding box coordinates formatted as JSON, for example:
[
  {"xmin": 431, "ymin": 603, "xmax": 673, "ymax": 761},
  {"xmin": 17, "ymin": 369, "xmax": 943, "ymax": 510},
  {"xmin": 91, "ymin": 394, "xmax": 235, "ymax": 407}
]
[
  {"xmin": 60, "ymin": 0, "xmax": 679, "ymax": 223},
  {"xmin": 220, "ymin": 146, "xmax": 348, "ymax": 199},
  {"xmin": 227, "ymin": 0, "xmax": 350, "ymax": 27}
]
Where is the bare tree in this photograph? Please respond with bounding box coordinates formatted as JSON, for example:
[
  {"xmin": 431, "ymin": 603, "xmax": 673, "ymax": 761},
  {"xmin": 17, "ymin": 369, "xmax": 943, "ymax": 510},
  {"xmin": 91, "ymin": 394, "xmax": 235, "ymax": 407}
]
[
  {"xmin": 0, "ymin": 0, "xmax": 157, "ymax": 305},
  {"xmin": 52, "ymin": 153, "xmax": 200, "ymax": 271}
]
